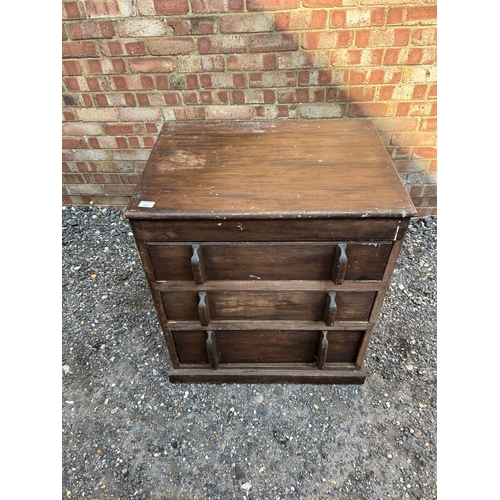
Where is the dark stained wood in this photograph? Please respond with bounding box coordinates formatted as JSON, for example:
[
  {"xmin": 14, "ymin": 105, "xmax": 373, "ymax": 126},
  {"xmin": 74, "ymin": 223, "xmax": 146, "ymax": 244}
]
[
  {"xmin": 198, "ymin": 291, "xmax": 210, "ymax": 326},
  {"xmin": 168, "ymin": 367, "xmax": 367, "ymax": 384},
  {"xmin": 124, "ymin": 120, "xmax": 416, "ymax": 220},
  {"xmin": 205, "ymin": 330, "xmax": 218, "ymax": 369},
  {"xmin": 148, "ymin": 242, "xmax": 392, "ymax": 282},
  {"xmin": 333, "ymin": 243, "xmax": 347, "ymax": 284},
  {"xmin": 191, "ymin": 244, "xmax": 205, "ymax": 285},
  {"xmin": 125, "ymin": 119, "xmax": 416, "ymax": 384},
  {"xmin": 317, "ymin": 331, "xmax": 329, "ymax": 369},
  {"xmin": 162, "ymin": 290, "xmax": 376, "ymax": 322},
  {"xmin": 131, "ymin": 218, "xmax": 409, "ymax": 242},
  {"xmin": 324, "ymin": 292, "xmax": 337, "ymax": 326}
]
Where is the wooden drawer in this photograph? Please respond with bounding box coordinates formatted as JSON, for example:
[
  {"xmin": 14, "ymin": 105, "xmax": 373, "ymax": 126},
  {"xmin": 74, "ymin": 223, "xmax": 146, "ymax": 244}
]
[
  {"xmin": 148, "ymin": 242, "xmax": 392, "ymax": 282},
  {"xmin": 162, "ymin": 290, "xmax": 376, "ymax": 323},
  {"xmin": 173, "ymin": 329, "xmax": 366, "ymax": 365},
  {"xmin": 130, "ymin": 218, "xmax": 407, "ymax": 243}
]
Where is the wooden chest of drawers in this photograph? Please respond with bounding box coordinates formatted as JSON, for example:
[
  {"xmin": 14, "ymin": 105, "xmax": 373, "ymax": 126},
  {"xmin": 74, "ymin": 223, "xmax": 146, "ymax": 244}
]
[{"xmin": 124, "ymin": 119, "xmax": 416, "ymax": 384}]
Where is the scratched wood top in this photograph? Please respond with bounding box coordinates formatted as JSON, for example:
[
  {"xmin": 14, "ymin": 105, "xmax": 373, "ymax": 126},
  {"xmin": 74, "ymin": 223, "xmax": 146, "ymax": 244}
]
[{"xmin": 124, "ymin": 119, "xmax": 416, "ymax": 220}]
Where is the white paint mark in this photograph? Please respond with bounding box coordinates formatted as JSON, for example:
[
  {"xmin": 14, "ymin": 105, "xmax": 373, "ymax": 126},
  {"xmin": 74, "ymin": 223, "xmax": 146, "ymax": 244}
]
[
  {"xmin": 394, "ymin": 226, "xmax": 400, "ymax": 241},
  {"xmin": 138, "ymin": 201, "xmax": 155, "ymax": 208},
  {"xmin": 249, "ymin": 275, "xmax": 261, "ymax": 280}
]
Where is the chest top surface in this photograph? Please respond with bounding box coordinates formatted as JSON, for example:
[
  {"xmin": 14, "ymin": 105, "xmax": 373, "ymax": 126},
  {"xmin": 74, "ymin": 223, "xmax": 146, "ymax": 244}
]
[{"xmin": 124, "ymin": 119, "xmax": 416, "ymax": 220}]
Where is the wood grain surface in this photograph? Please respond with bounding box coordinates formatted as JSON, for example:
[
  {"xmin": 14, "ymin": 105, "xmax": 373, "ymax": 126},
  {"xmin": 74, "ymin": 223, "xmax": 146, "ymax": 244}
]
[{"xmin": 124, "ymin": 120, "xmax": 416, "ymax": 220}]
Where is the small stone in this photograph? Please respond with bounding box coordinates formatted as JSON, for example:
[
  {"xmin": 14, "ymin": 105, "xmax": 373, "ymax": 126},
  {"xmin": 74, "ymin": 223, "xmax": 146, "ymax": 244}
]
[
  {"xmin": 254, "ymin": 394, "xmax": 264, "ymax": 404},
  {"xmin": 387, "ymin": 454, "xmax": 393, "ymax": 459},
  {"xmin": 406, "ymin": 365, "xmax": 414, "ymax": 371},
  {"xmin": 101, "ymin": 295, "xmax": 108, "ymax": 300},
  {"xmin": 62, "ymin": 365, "xmax": 71, "ymax": 374},
  {"xmin": 241, "ymin": 482, "xmax": 252, "ymax": 491}
]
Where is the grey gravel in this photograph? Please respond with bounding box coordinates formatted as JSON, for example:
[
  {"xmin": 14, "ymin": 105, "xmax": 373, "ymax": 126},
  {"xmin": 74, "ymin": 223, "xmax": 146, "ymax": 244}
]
[{"xmin": 62, "ymin": 206, "xmax": 437, "ymax": 499}]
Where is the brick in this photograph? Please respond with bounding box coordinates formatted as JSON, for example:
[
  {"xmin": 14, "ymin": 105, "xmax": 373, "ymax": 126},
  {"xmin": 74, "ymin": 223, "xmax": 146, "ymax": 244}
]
[
  {"xmin": 156, "ymin": 75, "xmax": 170, "ymax": 89},
  {"xmin": 249, "ymin": 33, "xmax": 298, "ymax": 52},
  {"xmin": 302, "ymin": 31, "xmax": 353, "ymax": 49},
  {"xmin": 167, "ymin": 17, "xmax": 217, "ymax": 35},
  {"xmin": 137, "ymin": 92, "xmax": 182, "ymax": 106},
  {"xmin": 104, "ymin": 184, "xmax": 136, "ymax": 196},
  {"xmin": 87, "ymin": 136, "xmax": 128, "ymax": 149},
  {"xmin": 62, "ymin": 60, "xmax": 82, "ymax": 75},
  {"xmin": 67, "ymin": 21, "xmax": 115, "ymax": 39},
  {"xmin": 221, "ymin": 14, "xmax": 273, "ymax": 33},
  {"xmin": 147, "ymin": 38, "xmax": 195, "ymax": 55},
  {"xmin": 66, "ymin": 184, "xmax": 105, "ymax": 195},
  {"xmin": 206, "ymin": 105, "xmax": 252, "ymax": 120},
  {"xmin": 370, "ymin": 117, "xmax": 419, "ymax": 132},
  {"xmin": 348, "ymin": 102, "xmax": 395, "ymax": 117},
  {"xmin": 249, "ymin": 71, "xmax": 296, "ymax": 88},
  {"xmin": 81, "ymin": 58, "xmax": 127, "ymax": 74},
  {"xmin": 227, "ymin": 54, "xmax": 276, "ymax": 71},
  {"xmin": 63, "ymin": 150, "xmax": 74, "ymax": 161},
  {"xmin": 118, "ymin": 107, "xmax": 162, "ymax": 121},
  {"xmin": 201, "ymin": 73, "xmax": 246, "ymax": 89},
  {"xmin": 391, "ymin": 132, "xmax": 436, "ymax": 147},
  {"xmin": 278, "ymin": 88, "xmax": 310, "ymax": 103},
  {"xmin": 176, "ymin": 55, "xmax": 225, "ymax": 72},
  {"xmin": 150, "ymin": 0, "xmax": 189, "ymax": 15},
  {"xmin": 412, "ymin": 28, "xmax": 437, "ymax": 46},
  {"xmin": 298, "ymin": 103, "xmax": 344, "ymax": 118},
  {"xmin": 63, "ymin": 122, "xmax": 104, "ymax": 135},
  {"xmin": 128, "ymin": 136, "xmax": 156, "ymax": 148},
  {"xmin": 396, "ymin": 102, "xmax": 434, "ymax": 117},
  {"xmin": 198, "ymin": 35, "xmax": 247, "ymax": 54},
  {"xmin": 303, "ymin": 0, "xmax": 342, "ymax": 5},
  {"xmin": 191, "ymin": 0, "xmax": 243, "ymax": 13},
  {"xmin": 120, "ymin": 173, "xmax": 142, "ymax": 184},
  {"xmin": 402, "ymin": 65, "xmax": 437, "ymax": 83},
  {"xmin": 75, "ymin": 108, "xmax": 118, "ymax": 121},
  {"xmin": 393, "ymin": 159, "xmax": 431, "ymax": 173},
  {"xmin": 299, "ymin": 69, "xmax": 346, "ymax": 86},
  {"xmin": 84, "ymin": 0, "xmax": 119, "ymax": 17},
  {"xmin": 356, "ymin": 28, "xmax": 411, "ymax": 47},
  {"xmin": 95, "ymin": 93, "xmax": 136, "ymax": 106},
  {"xmin": 99, "ymin": 40, "xmax": 146, "ymax": 56},
  {"xmin": 247, "ymin": 0, "xmax": 300, "ymax": 10},
  {"xmin": 330, "ymin": 48, "xmax": 384, "ymax": 66},
  {"xmin": 72, "ymin": 149, "xmax": 113, "ymax": 161},
  {"xmin": 96, "ymin": 161, "xmax": 136, "ymax": 173},
  {"xmin": 348, "ymin": 86, "xmax": 375, "ymax": 101},
  {"xmin": 117, "ymin": 19, "xmax": 166, "ymax": 37},
  {"xmin": 62, "ymin": 138, "xmax": 89, "ymax": 149},
  {"xmin": 400, "ymin": 5, "xmax": 432, "ymax": 27},
  {"xmin": 413, "ymin": 147, "xmax": 436, "ymax": 159},
  {"xmin": 110, "ymin": 75, "xmax": 154, "ymax": 90},
  {"xmin": 167, "ymin": 74, "xmax": 199, "ymax": 90},
  {"xmin": 145, "ymin": 123, "xmax": 160, "ymax": 133},
  {"xmin": 360, "ymin": 0, "xmax": 418, "ymax": 4},
  {"xmin": 331, "ymin": 8, "xmax": 385, "ymax": 28},
  {"xmin": 63, "ymin": 41, "xmax": 98, "ymax": 58},
  {"xmin": 63, "ymin": 173, "xmax": 85, "ymax": 184},
  {"xmin": 62, "ymin": 93, "xmax": 88, "ymax": 107},
  {"xmin": 105, "ymin": 123, "xmax": 144, "ymax": 135},
  {"xmin": 63, "ymin": 2, "xmax": 86, "ymax": 19},
  {"xmin": 83, "ymin": 173, "xmax": 122, "ymax": 184},
  {"xmin": 420, "ymin": 118, "xmax": 437, "ymax": 131},
  {"xmin": 276, "ymin": 10, "xmax": 327, "ymax": 30},
  {"xmin": 168, "ymin": 107, "xmax": 206, "ymax": 120},
  {"xmin": 423, "ymin": 185, "xmax": 437, "ymax": 197},
  {"xmin": 64, "ymin": 76, "xmax": 108, "ymax": 92},
  {"xmin": 231, "ymin": 89, "xmax": 275, "ymax": 104},
  {"xmin": 278, "ymin": 51, "xmax": 329, "ymax": 69},
  {"xmin": 129, "ymin": 57, "xmax": 175, "ymax": 73},
  {"xmin": 112, "ymin": 149, "xmax": 151, "ymax": 161}
]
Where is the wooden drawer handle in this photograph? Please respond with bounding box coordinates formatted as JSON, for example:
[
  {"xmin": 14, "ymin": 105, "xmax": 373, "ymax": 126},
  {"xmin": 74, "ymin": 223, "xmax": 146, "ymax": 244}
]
[
  {"xmin": 206, "ymin": 330, "xmax": 219, "ymax": 370},
  {"xmin": 191, "ymin": 244, "xmax": 206, "ymax": 285},
  {"xmin": 317, "ymin": 330, "xmax": 329, "ymax": 370},
  {"xmin": 332, "ymin": 243, "xmax": 347, "ymax": 285},
  {"xmin": 198, "ymin": 291, "xmax": 210, "ymax": 326},
  {"xmin": 324, "ymin": 292, "xmax": 337, "ymax": 326}
]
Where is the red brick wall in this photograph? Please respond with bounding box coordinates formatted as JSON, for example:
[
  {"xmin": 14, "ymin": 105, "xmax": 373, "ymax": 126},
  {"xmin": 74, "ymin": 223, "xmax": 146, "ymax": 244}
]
[{"xmin": 62, "ymin": 0, "xmax": 437, "ymax": 216}]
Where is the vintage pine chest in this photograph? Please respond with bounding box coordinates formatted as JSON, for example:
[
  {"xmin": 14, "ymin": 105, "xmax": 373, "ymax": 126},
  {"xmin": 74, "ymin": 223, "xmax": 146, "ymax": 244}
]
[{"xmin": 124, "ymin": 119, "xmax": 416, "ymax": 384}]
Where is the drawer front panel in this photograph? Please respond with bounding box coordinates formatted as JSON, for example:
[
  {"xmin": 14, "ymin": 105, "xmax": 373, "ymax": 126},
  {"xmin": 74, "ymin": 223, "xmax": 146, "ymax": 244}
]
[
  {"xmin": 162, "ymin": 291, "xmax": 376, "ymax": 322},
  {"xmin": 148, "ymin": 242, "xmax": 392, "ymax": 282},
  {"xmin": 131, "ymin": 218, "xmax": 406, "ymax": 242},
  {"xmin": 173, "ymin": 329, "xmax": 366, "ymax": 365}
]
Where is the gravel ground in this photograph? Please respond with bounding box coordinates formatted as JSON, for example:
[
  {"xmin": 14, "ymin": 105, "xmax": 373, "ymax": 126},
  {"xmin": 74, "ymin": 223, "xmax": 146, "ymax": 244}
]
[{"xmin": 62, "ymin": 206, "xmax": 437, "ymax": 500}]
